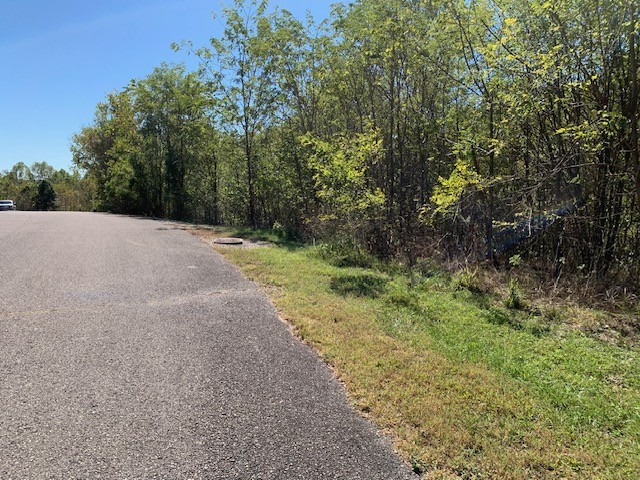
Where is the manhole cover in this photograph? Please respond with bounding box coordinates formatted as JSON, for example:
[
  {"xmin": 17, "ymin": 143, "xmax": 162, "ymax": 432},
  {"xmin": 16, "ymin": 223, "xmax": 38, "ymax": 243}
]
[{"xmin": 213, "ymin": 237, "xmax": 243, "ymax": 245}]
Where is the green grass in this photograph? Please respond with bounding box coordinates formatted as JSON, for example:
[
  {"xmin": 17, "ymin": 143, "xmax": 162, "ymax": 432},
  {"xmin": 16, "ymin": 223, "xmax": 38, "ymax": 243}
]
[{"xmin": 198, "ymin": 232, "xmax": 640, "ymax": 479}]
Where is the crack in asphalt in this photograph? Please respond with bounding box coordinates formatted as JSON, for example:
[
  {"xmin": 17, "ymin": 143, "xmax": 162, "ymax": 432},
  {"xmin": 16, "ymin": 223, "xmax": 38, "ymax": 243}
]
[{"xmin": 0, "ymin": 289, "xmax": 257, "ymax": 319}]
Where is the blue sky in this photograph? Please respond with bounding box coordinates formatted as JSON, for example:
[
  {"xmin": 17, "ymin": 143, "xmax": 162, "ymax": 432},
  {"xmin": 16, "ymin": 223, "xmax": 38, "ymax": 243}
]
[{"xmin": 0, "ymin": 0, "xmax": 333, "ymax": 173}]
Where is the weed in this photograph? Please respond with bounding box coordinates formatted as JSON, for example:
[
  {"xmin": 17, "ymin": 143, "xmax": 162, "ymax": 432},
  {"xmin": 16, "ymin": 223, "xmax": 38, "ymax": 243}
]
[
  {"xmin": 272, "ymin": 221, "xmax": 286, "ymax": 238},
  {"xmin": 521, "ymin": 314, "xmax": 552, "ymax": 337},
  {"xmin": 385, "ymin": 285, "xmax": 422, "ymax": 312},
  {"xmin": 508, "ymin": 254, "xmax": 522, "ymax": 267},
  {"xmin": 484, "ymin": 307, "xmax": 519, "ymax": 329},
  {"xmin": 452, "ymin": 266, "xmax": 482, "ymax": 293},
  {"xmin": 413, "ymin": 257, "xmax": 442, "ymax": 278},
  {"xmin": 504, "ymin": 278, "xmax": 525, "ymax": 310},
  {"xmin": 543, "ymin": 306, "xmax": 563, "ymax": 323},
  {"xmin": 410, "ymin": 455, "xmax": 427, "ymax": 475}
]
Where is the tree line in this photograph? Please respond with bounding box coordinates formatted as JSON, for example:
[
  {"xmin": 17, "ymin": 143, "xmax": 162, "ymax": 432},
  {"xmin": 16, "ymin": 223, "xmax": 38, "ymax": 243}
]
[
  {"xmin": 0, "ymin": 161, "xmax": 94, "ymax": 211},
  {"xmin": 70, "ymin": 0, "xmax": 640, "ymax": 289}
]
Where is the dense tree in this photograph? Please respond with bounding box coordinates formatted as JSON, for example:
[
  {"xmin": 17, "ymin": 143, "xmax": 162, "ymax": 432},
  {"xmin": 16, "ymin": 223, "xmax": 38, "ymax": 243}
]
[
  {"xmin": 183, "ymin": 0, "xmax": 282, "ymax": 226},
  {"xmin": 70, "ymin": 0, "xmax": 640, "ymax": 289},
  {"xmin": 72, "ymin": 64, "xmax": 214, "ymax": 219},
  {"xmin": 33, "ymin": 180, "xmax": 57, "ymax": 211}
]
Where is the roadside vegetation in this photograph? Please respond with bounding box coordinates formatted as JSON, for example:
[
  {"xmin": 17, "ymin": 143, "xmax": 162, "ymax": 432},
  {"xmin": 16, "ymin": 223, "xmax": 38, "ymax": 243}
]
[
  {"xmin": 69, "ymin": 0, "xmax": 640, "ymax": 299},
  {"xmin": 194, "ymin": 227, "xmax": 640, "ymax": 478}
]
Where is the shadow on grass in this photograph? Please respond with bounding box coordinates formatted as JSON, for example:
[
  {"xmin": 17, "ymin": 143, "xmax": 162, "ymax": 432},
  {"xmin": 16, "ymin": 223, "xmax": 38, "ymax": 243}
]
[
  {"xmin": 454, "ymin": 287, "xmax": 494, "ymax": 310},
  {"xmin": 484, "ymin": 307, "xmax": 520, "ymax": 329},
  {"xmin": 330, "ymin": 273, "xmax": 388, "ymax": 298},
  {"xmin": 483, "ymin": 307, "xmax": 551, "ymax": 337}
]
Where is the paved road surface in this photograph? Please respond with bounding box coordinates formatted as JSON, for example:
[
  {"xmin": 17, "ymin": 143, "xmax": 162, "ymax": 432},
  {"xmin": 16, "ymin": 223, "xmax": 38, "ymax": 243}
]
[{"xmin": 0, "ymin": 212, "xmax": 415, "ymax": 479}]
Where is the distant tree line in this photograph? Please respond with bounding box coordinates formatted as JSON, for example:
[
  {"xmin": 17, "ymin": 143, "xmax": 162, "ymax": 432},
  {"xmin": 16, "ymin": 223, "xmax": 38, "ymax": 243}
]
[
  {"xmin": 0, "ymin": 161, "xmax": 94, "ymax": 211},
  {"xmin": 71, "ymin": 0, "xmax": 640, "ymax": 289}
]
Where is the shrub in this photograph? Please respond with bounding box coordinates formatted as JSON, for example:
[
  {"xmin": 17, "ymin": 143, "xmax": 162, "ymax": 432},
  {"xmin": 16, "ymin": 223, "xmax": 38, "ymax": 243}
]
[
  {"xmin": 452, "ymin": 266, "xmax": 482, "ymax": 293},
  {"xmin": 504, "ymin": 278, "xmax": 525, "ymax": 310}
]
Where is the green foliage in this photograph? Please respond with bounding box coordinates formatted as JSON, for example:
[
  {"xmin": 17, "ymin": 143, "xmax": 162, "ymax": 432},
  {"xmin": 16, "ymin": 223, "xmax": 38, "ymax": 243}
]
[
  {"xmin": 33, "ymin": 180, "xmax": 57, "ymax": 211},
  {"xmin": 72, "ymin": 65, "xmax": 214, "ymax": 218},
  {"xmin": 301, "ymin": 128, "xmax": 385, "ymax": 225},
  {"xmin": 508, "ymin": 254, "xmax": 522, "ymax": 267},
  {"xmin": 430, "ymin": 160, "xmax": 483, "ymax": 216},
  {"xmin": 70, "ymin": 0, "xmax": 640, "ymax": 287},
  {"xmin": 104, "ymin": 158, "xmax": 135, "ymax": 212},
  {"xmin": 0, "ymin": 162, "xmax": 92, "ymax": 211},
  {"xmin": 504, "ymin": 278, "xmax": 525, "ymax": 310}
]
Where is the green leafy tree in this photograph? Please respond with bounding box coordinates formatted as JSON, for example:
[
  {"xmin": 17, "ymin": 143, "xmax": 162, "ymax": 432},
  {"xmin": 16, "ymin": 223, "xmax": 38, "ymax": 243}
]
[
  {"xmin": 70, "ymin": 0, "xmax": 640, "ymax": 286},
  {"xmin": 181, "ymin": 0, "xmax": 280, "ymax": 226},
  {"xmin": 33, "ymin": 180, "xmax": 57, "ymax": 211},
  {"xmin": 301, "ymin": 127, "xmax": 385, "ymax": 243}
]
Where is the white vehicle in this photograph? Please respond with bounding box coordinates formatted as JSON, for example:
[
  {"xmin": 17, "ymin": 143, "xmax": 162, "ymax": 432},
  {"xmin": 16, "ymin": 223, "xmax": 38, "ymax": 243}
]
[{"xmin": 0, "ymin": 200, "xmax": 16, "ymax": 211}]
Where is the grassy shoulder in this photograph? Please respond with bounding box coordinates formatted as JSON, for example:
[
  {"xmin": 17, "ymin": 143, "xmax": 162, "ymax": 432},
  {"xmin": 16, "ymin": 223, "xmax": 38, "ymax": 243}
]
[{"xmin": 194, "ymin": 228, "xmax": 640, "ymax": 479}]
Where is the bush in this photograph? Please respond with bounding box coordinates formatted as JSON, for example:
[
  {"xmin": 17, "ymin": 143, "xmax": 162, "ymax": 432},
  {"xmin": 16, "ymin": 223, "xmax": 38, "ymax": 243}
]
[
  {"xmin": 452, "ymin": 266, "xmax": 482, "ymax": 293},
  {"xmin": 504, "ymin": 278, "xmax": 525, "ymax": 310}
]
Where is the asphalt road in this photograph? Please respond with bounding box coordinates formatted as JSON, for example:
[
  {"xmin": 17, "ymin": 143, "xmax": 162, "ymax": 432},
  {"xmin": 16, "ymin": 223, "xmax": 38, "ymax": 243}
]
[{"xmin": 0, "ymin": 212, "xmax": 416, "ymax": 479}]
